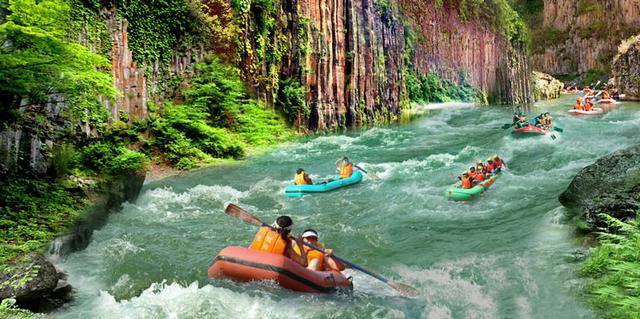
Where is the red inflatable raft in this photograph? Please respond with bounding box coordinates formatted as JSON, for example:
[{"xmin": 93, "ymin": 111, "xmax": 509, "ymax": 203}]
[
  {"xmin": 512, "ymin": 125, "xmax": 548, "ymax": 135},
  {"xmin": 208, "ymin": 246, "xmax": 352, "ymax": 293}
]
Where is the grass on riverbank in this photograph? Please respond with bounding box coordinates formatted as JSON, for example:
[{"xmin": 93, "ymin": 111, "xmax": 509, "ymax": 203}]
[{"xmin": 580, "ymin": 211, "xmax": 640, "ymax": 318}]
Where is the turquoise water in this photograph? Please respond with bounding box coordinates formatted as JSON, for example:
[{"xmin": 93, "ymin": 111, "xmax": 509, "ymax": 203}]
[{"xmin": 52, "ymin": 95, "xmax": 640, "ymax": 318}]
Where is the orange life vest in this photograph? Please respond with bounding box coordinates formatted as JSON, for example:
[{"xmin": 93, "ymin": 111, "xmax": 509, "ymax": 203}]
[
  {"xmin": 474, "ymin": 173, "xmax": 486, "ymax": 182},
  {"xmin": 574, "ymin": 101, "xmax": 581, "ymax": 110},
  {"xmin": 461, "ymin": 177, "xmax": 471, "ymax": 189},
  {"xmin": 294, "ymin": 172, "xmax": 309, "ymax": 185},
  {"xmin": 585, "ymin": 102, "xmax": 593, "ymax": 111},
  {"xmin": 494, "ymin": 159, "xmax": 503, "ymax": 169},
  {"xmin": 249, "ymin": 226, "xmax": 287, "ymax": 255},
  {"xmin": 603, "ymin": 91, "xmax": 610, "ymax": 99},
  {"xmin": 486, "ymin": 163, "xmax": 495, "ymax": 172},
  {"xmin": 339, "ymin": 163, "xmax": 353, "ymax": 179},
  {"xmin": 469, "ymin": 171, "xmax": 477, "ymax": 179}
]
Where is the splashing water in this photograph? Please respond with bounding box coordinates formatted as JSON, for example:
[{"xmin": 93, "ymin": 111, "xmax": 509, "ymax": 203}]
[{"xmin": 52, "ymin": 95, "xmax": 640, "ymax": 318}]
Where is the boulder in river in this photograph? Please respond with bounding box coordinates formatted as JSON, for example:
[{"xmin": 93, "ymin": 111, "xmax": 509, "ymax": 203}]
[
  {"xmin": 533, "ymin": 71, "xmax": 563, "ymax": 100},
  {"xmin": 0, "ymin": 252, "xmax": 71, "ymax": 311},
  {"xmin": 559, "ymin": 145, "xmax": 640, "ymax": 228}
]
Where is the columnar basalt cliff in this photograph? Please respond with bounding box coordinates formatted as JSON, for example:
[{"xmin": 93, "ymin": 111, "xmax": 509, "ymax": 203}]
[
  {"xmin": 612, "ymin": 35, "xmax": 640, "ymax": 100},
  {"xmin": 532, "ymin": 0, "xmax": 640, "ymax": 76},
  {"xmin": 235, "ymin": 0, "xmax": 533, "ymax": 131},
  {"xmin": 397, "ymin": 2, "xmax": 532, "ymax": 105}
]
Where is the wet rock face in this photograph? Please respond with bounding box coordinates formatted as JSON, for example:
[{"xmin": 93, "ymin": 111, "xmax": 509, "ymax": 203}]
[
  {"xmin": 532, "ymin": 0, "xmax": 640, "ymax": 76},
  {"xmin": 559, "ymin": 145, "xmax": 640, "ymax": 228},
  {"xmin": 612, "ymin": 35, "xmax": 640, "ymax": 100},
  {"xmin": 533, "ymin": 71, "xmax": 563, "ymax": 100}
]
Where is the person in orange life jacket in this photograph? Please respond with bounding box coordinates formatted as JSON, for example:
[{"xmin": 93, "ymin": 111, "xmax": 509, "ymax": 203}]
[
  {"xmin": 574, "ymin": 99, "xmax": 583, "ymax": 110},
  {"xmin": 514, "ymin": 114, "xmax": 529, "ymax": 129},
  {"xmin": 584, "ymin": 100, "xmax": 594, "ymax": 111},
  {"xmin": 468, "ymin": 167, "xmax": 477, "ymax": 179},
  {"xmin": 299, "ymin": 229, "xmax": 346, "ymax": 272},
  {"xmin": 458, "ymin": 171, "xmax": 472, "ymax": 189},
  {"xmin": 602, "ymin": 90, "xmax": 611, "ymax": 99},
  {"xmin": 336, "ymin": 156, "xmax": 353, "ymax": 179},
  {"xmin": 249, "ymin": 215, "xmax": 308, "ymax": 267},
  {"xmin": 294, "ymin": 168, "xmax": 313, "ymax": 185},
  {"xmin": 493, "ymin": 155, "xmax": 505, "ymax": 173},
  {"xmin": 485, "ymin": 159, "xmax": 495, "ymax": 174}
]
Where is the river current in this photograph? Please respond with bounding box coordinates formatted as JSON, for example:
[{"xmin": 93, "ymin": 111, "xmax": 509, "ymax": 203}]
[{"xmin": 52, "ymin": 94, "xmax": 640, "ymax": 318}]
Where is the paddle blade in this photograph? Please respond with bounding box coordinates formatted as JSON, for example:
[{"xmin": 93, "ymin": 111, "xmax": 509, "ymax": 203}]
[
  {"xmin": 224, "ymin": 204, "xmax": 264, "ymax": 227},
  {"xmin": 367, "ymin": 171, "xmax": 382, "ymax": 181},
  {"xmin": 388, "ymin": 281, "xmax": 420, "ymax": 297},
  {"xmin": 553, "ymin": 126, "xmax": 564, "ymax": 132},
  {"xmin": 501, "ymin": 123, "xmax": 512, "ymax": 129},
  {"xmin": 550, "ymin": 134, "xmax": 557, "ymax": 140}
]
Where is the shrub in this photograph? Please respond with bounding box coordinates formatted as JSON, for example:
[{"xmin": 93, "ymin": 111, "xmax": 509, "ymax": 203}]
[
  {"xmin": 580, "ymin": 212, "xmax": 640, "ymax": 317},
  {"xmin": 277, "ymin": 78, "xmax": 308, "ymax": 123}
]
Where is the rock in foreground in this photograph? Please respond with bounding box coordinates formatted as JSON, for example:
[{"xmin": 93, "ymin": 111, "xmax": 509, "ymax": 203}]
[{"xmin": 559, "ymin": 145, "xmax": 640, "ymax": 228}]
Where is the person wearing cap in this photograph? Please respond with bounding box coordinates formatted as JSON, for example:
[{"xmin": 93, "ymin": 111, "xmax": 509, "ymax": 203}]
[
  {"xmin": 512, "ymin": 111, "xmax": 522, "ymax": 125},
  {"xmin": 294, "ymin": 168, "xmax": 313, "ymax": 185},
  {"xmin": 298, "ymin": 229, "xmax": 346, "ymax": 272},
  {"xmin": 458, "ymin": 171, "xmax": 472, "ymax": 189},
  {"xmin": 336, "ymin": 156, "xmax": 353, "ymax": 179},
  {"xmin": 514, "ymin": 114, "xmax": 528, "ymax": 129},
  {"xmin": 477, "ymin": 162, "xmax": 487, "ymax": 175},
  {"xmin": 249, "ymin": 215, "xmax": 308, "ymax": 267}
]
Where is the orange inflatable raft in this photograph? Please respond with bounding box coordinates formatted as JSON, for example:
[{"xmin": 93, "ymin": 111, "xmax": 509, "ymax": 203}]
[{"xmin": 208, "ymin": 246, "xmax": 353, "ymax": 293}]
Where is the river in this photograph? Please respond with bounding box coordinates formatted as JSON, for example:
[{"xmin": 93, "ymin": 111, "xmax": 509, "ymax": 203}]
[{"xmin": 52, "ymin": 94, "xmax": 640, "ymax": 318}]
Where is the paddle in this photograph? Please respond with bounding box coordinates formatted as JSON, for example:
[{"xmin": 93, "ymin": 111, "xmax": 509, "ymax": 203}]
[
  {"xmin": 223, "ymin": 204, "xmax": 419, "ymax": 297},
  {"xmin": 352, "ymin": 163, "xmax": 381, "ymax": 181},
  {"xmin": 553, "ymin": 126, "xmax": 564, "ymax": 132},
  {"xmin": 501, "ymin": 123, "xmax": 514, "ymax": 129}
]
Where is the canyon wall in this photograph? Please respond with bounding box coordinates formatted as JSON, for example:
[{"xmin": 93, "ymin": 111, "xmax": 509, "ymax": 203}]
[
  {"xmin": 532, "ymin": 0, "xmax": 640, "ymax": 76},
  {"xmin": 612, "ymin": 35, "xmax": 640, "ymax": 100},
  {"xmin": 0, "ymin": 0, "xmax": 533, "ymax": 176}
]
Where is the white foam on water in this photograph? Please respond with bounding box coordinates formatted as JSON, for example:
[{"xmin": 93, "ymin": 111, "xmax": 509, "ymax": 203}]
[
  {"xmin": 123, "ymin": 184, "xmax": 249, "ymax": 223},
  {"xmin": 57, "ymin": 281, "xmax": 304, "ymax": 319},
  {"xmin": 395, "ymin": 260, "xmax": 499, "ymax": 319},
  {"xmin": 424, "ymin": 305, "xmax": 453, "ymax": 319},
  {"xmin": 413, "ymin": 102, "xmax": 477, "ymax": 111}
]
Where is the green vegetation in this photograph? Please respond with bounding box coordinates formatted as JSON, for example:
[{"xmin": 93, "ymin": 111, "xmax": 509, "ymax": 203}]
[
  {"xmin": 277, "ymin": 78, "xmax": 309, "ymax": 124},
  {"xmin": 0, "ymin": 299, "xmax": 44, "ymax": 319},
  {"xmin": 0, "ymin": 178, "xmax": 86, "ymax": 266},
  {"xmin": 581, "ymin": 212, "xmax": 640, "ymax": 318},
  {"xmin": 148, "ymin": 55, "xmax": 294, "ymax": 168},
  {"xmin": 0, "ymin": 0, "xmax": 115, "ymax": 124},
  {"xmin": 406, "ymin": 71, "xmax": 485, "ymax": 104},
  {"xmin": 576, "ymin": 0, "xmax": 601, "ymax": 16},
  {"xmin": 531, "ymin": 27, "xmax": 570, "ymax": 54}
]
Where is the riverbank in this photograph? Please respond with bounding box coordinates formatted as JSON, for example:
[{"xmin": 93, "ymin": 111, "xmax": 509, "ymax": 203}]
[{"xmin": 559, "ymin": 144, "xmax": 640, "ymax": 318}]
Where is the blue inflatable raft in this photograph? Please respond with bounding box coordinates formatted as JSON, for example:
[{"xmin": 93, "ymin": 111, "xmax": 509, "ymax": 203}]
[{"xmin": 284, "ymin": 171, "xmax": 363, "ymax": 198}]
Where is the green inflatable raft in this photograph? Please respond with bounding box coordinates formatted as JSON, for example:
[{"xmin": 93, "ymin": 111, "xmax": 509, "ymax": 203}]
[{"xmin": 446, "ymin": 174, "xmax": 500, "ymax": 201}]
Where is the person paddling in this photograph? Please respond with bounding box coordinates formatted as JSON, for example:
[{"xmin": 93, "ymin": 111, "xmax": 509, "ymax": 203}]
[
  {"xmin": 574, "ymin": 99, "xmax": 583, "ymax": 110},
  {"xmin": 458, "ymin": 171, "xmax": 472, "ymax": 189},
  {"xmin": 336, "ymin": 156, "xmax": 353, "ymax": 179},
  {"xmin": 486, "ymin": 159, "xmax": 495, "ymax": 174},
  {"xmin": 514, "ymin": 114, "xmax": 529, "ymax": 129},
  {"xmin": 294, "ymin": 168, "xmax": 313, "ymax": 185},
  {"xmin": 542, "ymin": 112, "xmax": 553, "ymax": 129},
  {"xmin": 249, "ymin": 216, "xmax": 308, "ymax": 267},
  {"xmin": 299, "ymin": 229, "xmax": 345, "ymax": 272}
]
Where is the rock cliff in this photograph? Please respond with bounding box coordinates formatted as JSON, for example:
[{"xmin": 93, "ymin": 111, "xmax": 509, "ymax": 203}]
[
  {"xmin": 533, "ymin": 71, "xmax": 563, "ymax": 100},
  {"xmin": 532, "ymin": 0, "xmax": 640, "ymax": 76},
  {"xmin": 612, "ymin": 34, "xmax": 640, "ymax": 100}
]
